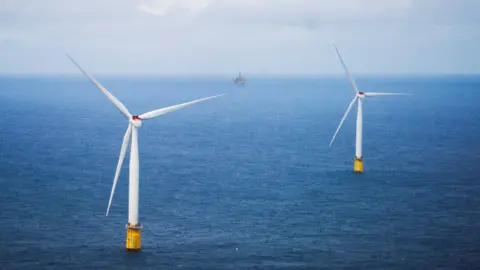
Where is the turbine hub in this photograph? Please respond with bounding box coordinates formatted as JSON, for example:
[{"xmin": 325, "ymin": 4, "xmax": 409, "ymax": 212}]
[
  {"xmin": 130, "ymin": 116, "xmax": 142, "ymax": 128},
  {"xmin": 358, "ymin": 92, "xmax": 365, "ymax": 98}
]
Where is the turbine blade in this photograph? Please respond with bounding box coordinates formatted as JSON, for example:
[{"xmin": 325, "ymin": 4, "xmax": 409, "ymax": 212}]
[
  {"xmin": 364, "ymin": 92, "xmax": 410, "ymax": 97},
  {"xmin": 139, "ymin": 94, "xmax": 226, "ymax": 120},
  {"xmin": 334, "ymin": 45, "xmax": 360, "ymax": 94},
  {"xmin": 65, "ymin": 54, "xmax": 132, "ymax": 119},
  {"xmin": 329, "ymin": 97, "xmax": 358, "ymax": 147},
  {"xmin": 106, "ymin": 124, "xmax": 132, "ymax": 216}
]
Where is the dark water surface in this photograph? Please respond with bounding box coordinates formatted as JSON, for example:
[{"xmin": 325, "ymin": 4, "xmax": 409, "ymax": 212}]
[{"xmin": 0, "ymin": 76, "xmax": 479, "ymax": 269}]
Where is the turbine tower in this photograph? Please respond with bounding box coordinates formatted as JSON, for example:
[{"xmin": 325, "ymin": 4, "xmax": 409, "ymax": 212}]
[
  {"xmin": 329, "ymin": 46, "xmax": 408, "ymax": 173},
  {"xmin": 66, "ymin": 54, "xmax": 225, "ymax": 251}
]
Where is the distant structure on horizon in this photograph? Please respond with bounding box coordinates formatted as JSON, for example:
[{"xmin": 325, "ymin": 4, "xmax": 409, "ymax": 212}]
[{"xmin": 233, "ymin": 72, "xmax": 247, "ymax": 86}]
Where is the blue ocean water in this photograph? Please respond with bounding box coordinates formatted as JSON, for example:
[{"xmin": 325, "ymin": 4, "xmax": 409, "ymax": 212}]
[{"xmin": 0, "ymin": 75, "xmax": 479, "ymax": 269}]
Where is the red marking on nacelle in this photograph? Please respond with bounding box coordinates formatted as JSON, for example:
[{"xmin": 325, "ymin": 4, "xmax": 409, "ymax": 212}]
[
  {"xmin": 132, "ymin": 116, "xmax": 142, "ymax": 120},
  {"xmin": 359, "ymin": 92, "xmax": 365, "ymax": 95}
]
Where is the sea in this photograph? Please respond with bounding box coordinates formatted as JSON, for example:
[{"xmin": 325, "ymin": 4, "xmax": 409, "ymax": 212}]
[{"xmin": 0, "ymin": 75, "xmax": 479, "ymax": 269}]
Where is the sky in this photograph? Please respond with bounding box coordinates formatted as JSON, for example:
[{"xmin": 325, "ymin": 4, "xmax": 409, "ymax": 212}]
[{"xmin": 0, "ymin": 0, "xmax": 479, "ymax": 75}]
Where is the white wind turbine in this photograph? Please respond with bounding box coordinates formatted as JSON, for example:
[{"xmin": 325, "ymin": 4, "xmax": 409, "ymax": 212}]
[
  {"xmin": 329, "ymin": 46, "xmax": 408, "ymax": 173},
  {"xmin": 66, "ymin": 54, "xmax": 225, "ymax": 251}
]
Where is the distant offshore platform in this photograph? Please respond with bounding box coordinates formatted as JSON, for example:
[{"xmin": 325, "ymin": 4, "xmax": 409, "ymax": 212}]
[{"xmin": 233, "ymin": 72, "xmax": 247, "ymax": 86}]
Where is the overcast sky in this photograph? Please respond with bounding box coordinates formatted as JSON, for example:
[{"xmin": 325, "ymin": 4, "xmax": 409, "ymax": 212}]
[{"xmin": 0, "ymin": 0, "xmax": 479, "ymax": 75}]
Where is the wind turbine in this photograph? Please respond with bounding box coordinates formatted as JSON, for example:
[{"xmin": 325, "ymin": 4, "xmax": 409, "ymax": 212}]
[
  {"xmin": 329, "ymin": 46, "xmax": 408, "ymax": 173},
  {"xmin": 66, "ymin": 54, "xmax": 225, "ymax": 251}
]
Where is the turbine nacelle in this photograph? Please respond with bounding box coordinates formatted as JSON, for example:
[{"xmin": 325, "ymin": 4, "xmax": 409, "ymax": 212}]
[
  {"xmin": 357, "ymin": 92, "xmax": 366, "ymax": 99},
  {"xmin": 130, "ymin": 116, "xmax": 142, "ymax": 128}
]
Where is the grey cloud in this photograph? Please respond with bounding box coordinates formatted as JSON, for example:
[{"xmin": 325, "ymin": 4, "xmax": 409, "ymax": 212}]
[
  {"xmin": 136, "ymin": 0, "xmax": 415, "ymax": 27},
  {"xmin": 0, "ymin": 0, "xmax": 478, "ymax": 75},
  {"xmin": 131, "ymin": 0, "xmax": 480, "ymax": 32}
]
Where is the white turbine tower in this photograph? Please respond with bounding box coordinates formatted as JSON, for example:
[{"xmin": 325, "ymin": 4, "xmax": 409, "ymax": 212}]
[
  {"xmin": 329, "ymin": 46, "xmax": 408, "ymax": 173},
  {"xmin": 66, "ymin": 54, "xmax": 225, "ymax": 251}
]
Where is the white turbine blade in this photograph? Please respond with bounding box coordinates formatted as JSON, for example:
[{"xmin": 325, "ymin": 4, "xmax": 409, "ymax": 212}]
[
  {"xmin": 364, "ymin": 92, "xmax": 410, "ymax": 97},
  {"xmin": 106, "ymin": 124, "xmax": 132, "ymax": 216},
  {"xmin": 139, "ymin": 94, "xmax": 226, "ymax": 120},
  {"xmin": 65, "ymin": 54, "xmax": 132, "ymax": 119},
  {"xmin": 329, "ymin": 97, "xmax": 358, "ymax": 147},
  {"xmin": 334, "ymin": 45, "xmax": 360, "ymax": 94}
]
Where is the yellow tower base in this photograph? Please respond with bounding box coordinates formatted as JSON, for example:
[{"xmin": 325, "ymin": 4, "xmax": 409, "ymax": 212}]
[
  {"xmin": 354, "ymin": 157, "xmax": 364, "ymax": 173},
  {"xmin": 126, "ymin": 224, "xmax": 142, "ymax": 252}
]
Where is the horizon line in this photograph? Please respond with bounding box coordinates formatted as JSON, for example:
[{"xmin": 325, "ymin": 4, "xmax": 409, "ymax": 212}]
[{"xmin": 0, "ymin": 73, "xmax": 479, "ymax": 78}]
